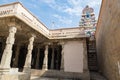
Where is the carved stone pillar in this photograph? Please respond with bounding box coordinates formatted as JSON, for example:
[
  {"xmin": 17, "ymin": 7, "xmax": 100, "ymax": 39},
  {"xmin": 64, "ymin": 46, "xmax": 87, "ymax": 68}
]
[
  {"xmin": 35, "ymin": 46, "xmax": 40, "ymax": 69},
  {"xmin": 42, "ymin": 45, "xmax": 48, "ymax": 70},
  {"xmin": 0, "ymin": 27, "xmax": 17, "ymax": 72},
  {"xmin": 23, "ymin": 35, "xmax": 35, "ymax": 72},
  {"xmin": 60, "ymin": 43, "xmax": 64, "ymax": 71},
  {"xmin": 51, "ymin": 45, "xmax": 54, "ymax": 69}
]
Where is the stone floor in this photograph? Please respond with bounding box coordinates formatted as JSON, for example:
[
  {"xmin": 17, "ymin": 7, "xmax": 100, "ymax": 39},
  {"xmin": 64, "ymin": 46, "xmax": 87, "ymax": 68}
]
[
  {"xmin": 90, "ymin": 72, "xmax": 107, "ymax": 80},
  {"xmin": 31, "ymin": 72, "xmax": 107, "ymax": 80},
  {"xmin": 31, "ymin": 76, "xmax": 80, "ymax": 80}
]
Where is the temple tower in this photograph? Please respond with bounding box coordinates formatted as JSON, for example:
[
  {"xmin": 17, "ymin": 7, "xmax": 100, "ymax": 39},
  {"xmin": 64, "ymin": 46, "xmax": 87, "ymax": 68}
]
[
  {"xmin": 79, "ymin": 5, "xmax": 96, "ymax": 37},
  {"xmin": 79, "ymin": 5, "xmax": 98, "ymax": 71}
]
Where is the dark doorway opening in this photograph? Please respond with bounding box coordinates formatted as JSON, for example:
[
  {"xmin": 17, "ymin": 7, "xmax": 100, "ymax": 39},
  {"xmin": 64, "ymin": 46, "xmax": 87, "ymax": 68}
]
[
  {"xmin": 10, "ymin": 45, "xmax": 16, "ymax": 67},
  {"xmin": 48, "ymin": 47, "xmax": 52, "ymax": 69},
  {"xmin": 18, "ymin": 45, "xmax": 27, "ymax": 71},
  {"xmin": 38, "ymin": 48, "xmax": 45, "ymax": 69},
  {"xmin": 54, "ymin": 45, "xmax": 62, "ymax": 70},
  {"xmin": 31, "ymin": 46, "xmax": 37, "ymax": 69}
]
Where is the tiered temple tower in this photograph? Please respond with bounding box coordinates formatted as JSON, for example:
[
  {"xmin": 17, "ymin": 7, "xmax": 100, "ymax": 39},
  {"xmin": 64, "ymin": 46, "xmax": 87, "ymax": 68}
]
[
  {"xmin": 79, "ymin": 5, "xmax": 98, "ymax": 71},
  {"xmin": 79, "ymin": 5, "xmax": 96, "ymax": 37}
]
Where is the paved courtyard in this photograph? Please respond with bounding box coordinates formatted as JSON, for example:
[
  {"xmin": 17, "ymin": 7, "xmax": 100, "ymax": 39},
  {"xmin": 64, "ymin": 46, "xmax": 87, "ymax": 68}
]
[{"xmin": 31, "ymin": 72, "xmax": 107, "ymax": 80}]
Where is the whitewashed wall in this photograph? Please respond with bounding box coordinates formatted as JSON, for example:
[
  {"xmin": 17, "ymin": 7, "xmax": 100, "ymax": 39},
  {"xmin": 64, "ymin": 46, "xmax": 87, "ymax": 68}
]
[{"xmin": 64, "ymin": 41, "xmax": 84, "ymax": 73}]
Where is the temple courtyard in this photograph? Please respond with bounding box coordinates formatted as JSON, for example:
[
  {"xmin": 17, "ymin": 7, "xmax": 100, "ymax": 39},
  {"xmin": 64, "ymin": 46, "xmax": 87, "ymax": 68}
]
[{"xmin": 0, "ymin": 0, "xmax": 120, "ymax": 80}]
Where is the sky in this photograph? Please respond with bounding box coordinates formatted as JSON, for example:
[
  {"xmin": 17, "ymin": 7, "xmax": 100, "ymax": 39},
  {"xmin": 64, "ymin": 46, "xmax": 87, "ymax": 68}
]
[{"xmin": 0, "ymin": 0, "xmax": 102, "ymax": 29}]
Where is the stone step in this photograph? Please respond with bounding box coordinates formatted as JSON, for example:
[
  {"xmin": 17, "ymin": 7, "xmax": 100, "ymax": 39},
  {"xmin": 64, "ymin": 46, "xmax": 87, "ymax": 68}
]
[
  {"xmin": 31, "ymin": 76, "xmax": 80, "ymax": 80},
  {"xmin": 90, "ymin": 72, "xmax": 107, "ymax": 80}
]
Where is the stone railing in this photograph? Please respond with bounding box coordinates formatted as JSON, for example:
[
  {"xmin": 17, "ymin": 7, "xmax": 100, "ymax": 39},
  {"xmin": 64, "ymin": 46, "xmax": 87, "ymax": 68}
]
[
  {"xmin": 50, "ymin": 27, "xmax": 86, "ymax": 39},
  {"xmin": 0, "ymin": 2, "xmax": 50, "ymax": 38}
]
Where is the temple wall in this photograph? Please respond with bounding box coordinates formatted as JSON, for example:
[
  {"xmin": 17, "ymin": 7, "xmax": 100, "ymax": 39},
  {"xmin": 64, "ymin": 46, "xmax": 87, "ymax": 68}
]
[
  {"xmin": 64, "ymin": 41, "xmax": 84, "ymax": 73},
  {"xmin": 96, "ymin": 0, "xmax": 120, "ymax": 80}
]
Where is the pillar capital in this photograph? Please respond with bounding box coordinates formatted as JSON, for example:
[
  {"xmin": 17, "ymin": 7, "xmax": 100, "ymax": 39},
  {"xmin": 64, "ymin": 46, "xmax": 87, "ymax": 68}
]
[
  {"xmin": 31, "ymin": 34, "xmax": 36, "ymax": 38},
  {"xmin": 45, "ymin": 45, "xmax": 48, "ymax": 48},
  {"xmin": 9, "ymin": 27, "xmax": 17, "ymax": 33}
]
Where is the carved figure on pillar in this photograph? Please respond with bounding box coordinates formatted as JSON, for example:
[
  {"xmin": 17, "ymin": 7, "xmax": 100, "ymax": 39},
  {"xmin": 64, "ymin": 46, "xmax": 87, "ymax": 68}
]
[
  {"xmin": 0, "ymin": 27, "xmax": 17, "ymax": 70},
  {"xmin": 23, "ymin": 34, "xmax": 35, "ymax": 72},
  {"xmin": 60, "ymin": 42, "xmax": 64, "ymax": 71},
  {"xmin": 42, "ymin": 45, "xmax": 48, "ymax": 70}
]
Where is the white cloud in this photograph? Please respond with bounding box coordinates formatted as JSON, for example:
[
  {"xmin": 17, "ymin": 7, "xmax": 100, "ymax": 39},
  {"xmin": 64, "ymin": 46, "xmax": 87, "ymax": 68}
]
[
  {"xmin": 64, "ymin": 6, "xmax": 82, "ymax": 16},
  {"xmin": 67, "ymin": 0, "xmax": 82, "ymax": 6},
  {"xmin": 39, "ymin": 0, "xmax": 102, "ymax": 28},
  {"xmin": 40, "ymin": 0, "xmax": 55, "ymax": 4},
  {"xmin": 40, "ymin": 0, "xmax": 101, "ymax": 17},
  {"xmin": 88, "ymin": 0, "xmax": 101, "ymax": 7},
  {"xmin": 53, "ymin": 14, "xmax": 72, "ymax": 26}
]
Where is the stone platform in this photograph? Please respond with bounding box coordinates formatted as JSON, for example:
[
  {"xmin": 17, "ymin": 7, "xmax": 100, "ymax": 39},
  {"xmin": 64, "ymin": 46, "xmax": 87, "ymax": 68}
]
[
  {"xmin": 31, "ymin": 69, "xmax": 90, "ymax": 80},
  {"xmin": 0, "ymin": 72, "xmax": 29, "ymax": 80}
]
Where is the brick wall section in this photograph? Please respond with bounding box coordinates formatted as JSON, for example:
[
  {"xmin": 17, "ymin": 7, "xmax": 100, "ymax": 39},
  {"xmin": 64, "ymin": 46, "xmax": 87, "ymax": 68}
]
[{"xmin": 96, "ymin": 0, "xmax": 120, "ymax": 80}]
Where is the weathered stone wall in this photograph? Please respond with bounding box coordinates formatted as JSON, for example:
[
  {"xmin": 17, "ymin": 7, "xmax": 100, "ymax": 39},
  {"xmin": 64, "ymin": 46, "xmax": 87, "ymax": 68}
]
[
  {"xmin": 64, "ymin": 41, "xmax": 84, "ymax": 73},
  {"xmin": 96, "ymin": 0, "xmax": 120, "ymax": 80}
]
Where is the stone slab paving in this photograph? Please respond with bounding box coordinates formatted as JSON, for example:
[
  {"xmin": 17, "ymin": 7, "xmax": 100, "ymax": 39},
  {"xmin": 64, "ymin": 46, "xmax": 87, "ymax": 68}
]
[
  {"xmin": 31, "ymin": 72, "xmax": 107, "ymax": 80},
  {"xmin": 90, "ymin": 72, "xmax": 107, "ymax": 80},
  {"xmin": 31, "ymin": 76, "xmax": 58, "ymax": 80},
  {"xmin": 31, "ymin": 76, "xmax": 79, "ymax": 80}
]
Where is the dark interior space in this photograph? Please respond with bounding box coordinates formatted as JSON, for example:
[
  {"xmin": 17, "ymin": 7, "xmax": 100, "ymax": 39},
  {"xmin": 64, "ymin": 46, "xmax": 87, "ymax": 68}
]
[
  {"xmin": 38, "ymin": 48, "xmax": 45, "ymax": 69},
  {"xmin": 18, "ymin": 45, "xmax": 27, "ymax": 71},
  {"xmin": 10, "ymin": 45, "xmax": 16, "ymax": 67}
]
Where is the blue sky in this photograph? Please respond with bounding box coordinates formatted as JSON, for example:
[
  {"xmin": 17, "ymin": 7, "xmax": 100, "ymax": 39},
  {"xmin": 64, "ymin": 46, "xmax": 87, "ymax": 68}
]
[{"xmin": 0, "ymin": 0, "xmax": 102, "ymax": 29}]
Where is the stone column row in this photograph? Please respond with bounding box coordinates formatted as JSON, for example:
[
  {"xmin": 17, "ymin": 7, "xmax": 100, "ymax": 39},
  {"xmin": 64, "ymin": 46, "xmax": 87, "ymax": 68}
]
[
  {"xmin": 34, "ymin": 43, "xmax": 65, "ymax": 71},
  {"xmin": 0, "ymin": 26, "xmax": 37, "ymax": 74},
  {"xmin": 0, "ymin": 26, "xmax": 65, "ymax": 73}
]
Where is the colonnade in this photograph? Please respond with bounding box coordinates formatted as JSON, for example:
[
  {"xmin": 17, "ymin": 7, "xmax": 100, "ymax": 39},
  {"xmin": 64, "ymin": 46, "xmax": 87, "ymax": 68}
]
[{"xmin": 0, "ymin": 27, "xmax": 64, "ymax": 73}]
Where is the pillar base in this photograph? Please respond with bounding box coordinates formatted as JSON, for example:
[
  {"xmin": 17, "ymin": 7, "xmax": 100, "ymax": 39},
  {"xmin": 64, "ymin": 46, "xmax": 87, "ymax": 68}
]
[
  {"xmin": 42, "ymin": 68, "xmax": 48, "ymax": 71},
  {"xmin": 23, "ymin": 67, "xmax": 31, "ymax": 73},
  {"xmin": 42, "ymin": 65, "xmax": 48, "ymax": 71},
  {"xmin": 23, "ymin": 67, "xmax": 31, "ymax": 79},
  {"xmin": 0, "ymin": 68, "xmax": 10, "ymax": 74}
]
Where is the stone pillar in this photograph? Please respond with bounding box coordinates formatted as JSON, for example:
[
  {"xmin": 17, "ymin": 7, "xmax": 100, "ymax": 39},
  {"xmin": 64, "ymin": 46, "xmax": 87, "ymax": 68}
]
[
  {"xmin": 51, "ymin": 45, "xmax": 54, "ymax": 69},
  {"xmin": 60, "ymin": 43, "xmax": 64, "ymax": 71},
  {"xmin": 0, "ymin": 27, "xmax": 17, "ymax": 72},
  {"xmin": 23, "ymin": 35, "xmax": 35, "ymax": 72},
  {"xmin": 35, "ymin": 46, "xmax": 40, "ymax": 69},
  {"xmin": 42, "ymin": 45, "xmax": 48, "ymax": 70},
  {"xmin": 13, "ymin": 44, "xmax": 20, "ymax": 67}
]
